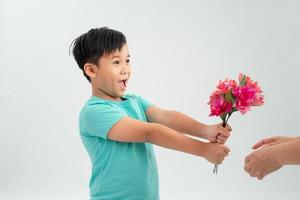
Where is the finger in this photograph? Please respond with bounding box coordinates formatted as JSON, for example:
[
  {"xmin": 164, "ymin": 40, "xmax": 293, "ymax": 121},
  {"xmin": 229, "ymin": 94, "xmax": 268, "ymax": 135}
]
[
  {"xmin": 217, "ymin": 140, "xmax": 225, "ymax": 144},
  {"xmin": 217, "ymin": 136, "xmax": 225, "ymax": 141},
  {"xmin": 257, "ymin": 174, "xmax": 265, "ymax": 180},
  {"xmin": 249, "ymin": 169, "xmax": 258, "ymax": 177},
  {"xmin": 244, "ymin": 159, "xmax": 253, "ymax": 172},
  {"xmin": 262, "ymin": 170, "xmax": 273, "ymax": 178},
  {"xmin": 250, "ymin": 163, "xmax": 263, "ymax": 177},
  {"xmin": 224, "ymin": 146, "xmax": 230, "ymax": 153},
  {"xmin": 252, "ymin": 138, "xmax": 275, "ymax": 149},
  {"xmin": 219, "ymin": 128, "xmax": 230, "ymax": 138},
  {"xmin": 217, "ymin": 134, "xmax": 228, "ymax": 140},
  {"xmin": 225, "ymin": 123, "xmax": 232, "ymax": 132},
  {"xmin": 217, "ymin": 138, "xmax": 225, "ymax": 144},
  {"xmin": 252, "ymin": 171, "xmax": 261, "ymax": 178},
  {"xmin": 217, "ymin": 158, "xmax": 224, "ymax": 164},
  {"xmin": 244, "ymin": 155, "xmax": 252, "ymax": 166},
  {"xmin": 249, "ymin": 171, "xmax": 255, "ymax": 177},
  {"xmin": 252, "ymin": 139, "xmax": 266, "ymax": 149},
  {"xmin": 244, "ymin": 164, "xmax": 252, "ymax": 173},
  {"xmin": 222, "ymin": 150, "xmax": 229, "ymax": 156},
  {"xmin": 217, "ymin": 138, "xmax": 226, "ymax": 144},
  {"xmin": 217, "ymin": 135, "xmax": 228, "ymax": 142}
]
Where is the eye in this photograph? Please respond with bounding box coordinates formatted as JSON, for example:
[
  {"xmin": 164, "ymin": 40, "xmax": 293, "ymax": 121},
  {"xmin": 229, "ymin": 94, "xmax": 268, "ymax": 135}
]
[
  {"xmin": 126, "ymin": 59, "xmax": 130, "ymax": 64},
  {"xmin": 113, "ymin": 60, "xmax": 120, "ymax": 65}
]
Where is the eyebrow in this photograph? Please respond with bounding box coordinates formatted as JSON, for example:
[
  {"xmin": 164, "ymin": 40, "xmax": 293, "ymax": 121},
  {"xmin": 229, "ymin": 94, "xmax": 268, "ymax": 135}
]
[{"xmin": 111, "ymin": 55, "xmax": 130, "ymax": 58}]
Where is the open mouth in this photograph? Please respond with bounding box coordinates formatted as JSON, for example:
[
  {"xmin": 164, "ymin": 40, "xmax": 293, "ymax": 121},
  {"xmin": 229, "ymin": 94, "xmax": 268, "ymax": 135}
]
[
  {"xmin": 122, "ymin": 80, "xmax": 126, "ymax": 87},
  {"xmin": 118, "ymin": 79, "xmax": 128, "ymax": 90}
]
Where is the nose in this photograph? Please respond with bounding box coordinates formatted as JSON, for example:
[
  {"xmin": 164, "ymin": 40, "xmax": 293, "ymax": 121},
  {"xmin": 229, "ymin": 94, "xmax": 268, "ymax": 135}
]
[{"xmin": 121, "ymin": 64, "xmax": 131, "ymax": 75}]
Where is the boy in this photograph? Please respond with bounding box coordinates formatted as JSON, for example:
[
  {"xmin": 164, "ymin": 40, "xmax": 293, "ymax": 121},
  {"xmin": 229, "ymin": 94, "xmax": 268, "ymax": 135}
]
[{"xmin": 71, "ymin": 27, "xmax": 231, "ymax": 200}]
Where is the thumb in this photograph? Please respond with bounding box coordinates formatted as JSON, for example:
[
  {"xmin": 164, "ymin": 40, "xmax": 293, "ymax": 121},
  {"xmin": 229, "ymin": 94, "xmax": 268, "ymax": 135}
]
[{"xmin": 252, "ymin": 137, "xmax": 275, "ymax": 149}]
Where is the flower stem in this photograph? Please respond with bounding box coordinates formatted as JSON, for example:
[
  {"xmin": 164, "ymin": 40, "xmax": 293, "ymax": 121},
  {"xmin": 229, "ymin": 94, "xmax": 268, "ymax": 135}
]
[{"xmin": 213, "ymin": 112, "xmax": 232, "ymax": 174}]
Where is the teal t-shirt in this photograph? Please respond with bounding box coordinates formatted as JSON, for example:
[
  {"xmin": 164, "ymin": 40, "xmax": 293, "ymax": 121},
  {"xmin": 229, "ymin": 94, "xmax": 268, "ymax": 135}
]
[{"xmin": 79, "ymin": 94, "xmax": 159, "ymax": 200}]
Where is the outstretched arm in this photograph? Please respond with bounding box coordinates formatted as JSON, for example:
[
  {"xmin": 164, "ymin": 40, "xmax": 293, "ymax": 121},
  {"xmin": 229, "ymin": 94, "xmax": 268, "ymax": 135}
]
[
  {"xmin": 274, "ymin": 137, "xmax": 300, "ymax": 165},
  {"xmin": 145, "ymin": 106, "xmax": 232, "ymax": 143},
  {"xmin": 107, "ymin": 116, "xmax": 230, "ymax": 164}
]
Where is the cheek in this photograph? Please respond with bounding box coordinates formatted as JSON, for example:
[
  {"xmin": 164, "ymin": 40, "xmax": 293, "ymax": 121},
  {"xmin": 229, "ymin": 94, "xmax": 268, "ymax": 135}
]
[
  {"xmin": 95, "ymin": 73, "xmax": 109, "ymax": 87},
  {"xmin": 95, "ymin": 78, "xmax": 104, "ymax": 87},
  {"xmin": 98, "ymin": 69, "xmax": 120, "ymax": 86},
  {"xmin": 106, "ymin": 74, "xmax": 118, "ymax": 87}
]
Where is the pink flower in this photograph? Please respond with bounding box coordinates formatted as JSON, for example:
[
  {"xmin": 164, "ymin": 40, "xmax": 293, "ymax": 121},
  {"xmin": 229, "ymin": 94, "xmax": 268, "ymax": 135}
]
[
  {"xmin": 232, "ymin": 86, "xmax": 256, "ymax": 114},
  {"xmin": 217, "ymin": 78, "xmax": 238, "ymax": 93},
  {"xmin": 209, "ymin": 73, "xmax": 264, "ymax": 116},
  {"xmin": 239, "ymin": 73, "xmax": 264, "ymax": 106},
  {"xmin": 208, "ymin": 90, "xmax": 233, "ymax": 116},
  {"xmin": 252, "ymin": 94, "xmax": 264, "ymax": 106}
]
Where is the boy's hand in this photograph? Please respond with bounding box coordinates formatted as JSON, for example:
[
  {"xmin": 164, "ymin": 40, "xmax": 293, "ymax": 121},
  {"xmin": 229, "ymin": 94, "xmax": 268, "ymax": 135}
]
[
  {"xmin": 204, "ymin": 123, "xmax": 232, "ymax": 144},
  {"xmin": 203, "ymin": 143, "xmax": 230, "ymax": 164}
]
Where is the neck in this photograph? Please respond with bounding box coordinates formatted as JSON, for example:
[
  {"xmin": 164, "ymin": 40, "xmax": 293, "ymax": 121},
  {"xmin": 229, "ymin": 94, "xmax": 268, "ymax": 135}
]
[{"xmin": 92, "ymin": 85, "xmax": 122, "ymax": 101}]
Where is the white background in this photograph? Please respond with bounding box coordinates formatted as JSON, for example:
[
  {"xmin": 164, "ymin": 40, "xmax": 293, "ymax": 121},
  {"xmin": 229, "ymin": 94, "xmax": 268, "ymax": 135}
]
[{"xmin": 1, "ymin": 0, "xmax": 299, "ymax": 199}]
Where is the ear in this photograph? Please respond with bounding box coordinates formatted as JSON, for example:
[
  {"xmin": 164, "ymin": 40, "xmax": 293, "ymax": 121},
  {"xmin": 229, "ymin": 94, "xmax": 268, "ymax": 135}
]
[{"xmin": 83, "ymin": 63, "xmax": 97, "ymax": 79}]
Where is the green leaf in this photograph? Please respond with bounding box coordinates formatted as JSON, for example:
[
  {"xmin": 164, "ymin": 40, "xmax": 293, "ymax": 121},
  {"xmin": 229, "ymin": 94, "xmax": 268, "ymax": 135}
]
[
  {"xmin": 240, "ymin": 74, "xmax": 246, "ymax": 86},
  {"xmin": 224, "ymin": 91, "xmax": 234, "ymax": 103}
]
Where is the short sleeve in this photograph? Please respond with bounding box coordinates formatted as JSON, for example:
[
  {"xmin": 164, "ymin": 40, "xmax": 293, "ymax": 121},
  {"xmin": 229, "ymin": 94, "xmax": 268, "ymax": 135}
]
[
  {"xmin": 137, "ymin": 95, "xmax": 153, "ymax": 112},
  {"xmin": 82, "ymin": 104, "xmax": 125, "ymax": 140}
]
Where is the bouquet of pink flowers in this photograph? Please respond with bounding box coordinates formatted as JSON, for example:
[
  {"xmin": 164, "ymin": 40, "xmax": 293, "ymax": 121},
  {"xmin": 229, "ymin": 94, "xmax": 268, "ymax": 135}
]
[{"xmin": 208, "ymin": 73, "xmax": 264, "ymax": 174}]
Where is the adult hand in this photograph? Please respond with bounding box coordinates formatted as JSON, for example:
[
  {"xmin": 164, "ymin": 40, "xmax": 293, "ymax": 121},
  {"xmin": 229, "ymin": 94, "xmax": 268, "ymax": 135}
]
[{"xmin": 244, "ymin": 145, "xmax": 283, "ymax": 180}]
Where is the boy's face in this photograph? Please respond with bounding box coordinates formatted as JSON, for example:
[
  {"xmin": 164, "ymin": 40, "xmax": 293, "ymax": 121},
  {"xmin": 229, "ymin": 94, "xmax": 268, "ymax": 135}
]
[{"xmin": 89, "ymin": 44, "xmax": 131, "ymax": 100}]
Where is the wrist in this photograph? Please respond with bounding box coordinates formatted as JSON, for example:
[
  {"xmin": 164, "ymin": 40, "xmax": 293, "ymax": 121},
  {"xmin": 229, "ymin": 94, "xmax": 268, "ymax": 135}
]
[
  {"xmin": 200, "ymin": 124, "xmax": 210, "ymax": 140},
  {"xmin": 295, "ymin": 136, "xmax": 300, "ymax": 140},
  {"xmin": 199, "ymin": 142, "xmax": 209, "ymax": 158},
  {"xmin": 273, "ymin": 144, "xmax": 285, "ymax": 166}
]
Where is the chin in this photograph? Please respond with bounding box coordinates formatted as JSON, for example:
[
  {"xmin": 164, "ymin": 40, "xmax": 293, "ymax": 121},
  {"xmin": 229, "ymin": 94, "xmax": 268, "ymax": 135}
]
[{"xmin": 118, "ymin": 91, "xmax": 126, "ymax": 96}]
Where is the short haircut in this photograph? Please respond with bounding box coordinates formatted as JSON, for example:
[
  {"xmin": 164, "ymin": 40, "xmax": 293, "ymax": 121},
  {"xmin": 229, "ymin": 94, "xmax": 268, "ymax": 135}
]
[{"xmin": 70, "ymin": 27, "xmax": 127, "ymax": 82}]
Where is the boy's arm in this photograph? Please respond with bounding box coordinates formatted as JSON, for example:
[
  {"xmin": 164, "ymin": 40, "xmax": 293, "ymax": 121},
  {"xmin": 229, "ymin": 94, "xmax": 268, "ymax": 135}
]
[
  {"xmin": 108, "ymin": 116, "xmax": 230, "ymax": 164},
  {"xmin": 145, "ymin": 106, "xmax": 231, "ymax": 142}
]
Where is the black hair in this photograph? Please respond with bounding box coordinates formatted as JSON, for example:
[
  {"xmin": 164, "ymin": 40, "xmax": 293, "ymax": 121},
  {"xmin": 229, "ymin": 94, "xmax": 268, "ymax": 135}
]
[{"xmin": 70, "ymin": 27, "xmax": 127, "ymax": 82}]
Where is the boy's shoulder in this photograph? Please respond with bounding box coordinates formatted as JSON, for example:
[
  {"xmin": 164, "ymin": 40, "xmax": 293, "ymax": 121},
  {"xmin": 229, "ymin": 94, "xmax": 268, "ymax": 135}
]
[
  {"xmin": 80, "ymin": 93, "xmax": 141, "ymax": 116},
  {"xmin": 83, "ymin": 93, "xmax": 139, "ymax": 107}
]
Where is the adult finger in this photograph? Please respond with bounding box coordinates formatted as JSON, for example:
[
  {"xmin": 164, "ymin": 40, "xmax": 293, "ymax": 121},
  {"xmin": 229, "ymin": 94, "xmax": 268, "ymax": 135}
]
[
  {"xmin": 252, "ymin": 138, "xmax": 275, "ymax": 149},
  {"xmin": 249, "ymin": 168, "xmax": 259, "ymax": 177},
  {"xmin": 244, "ymin": 163, "xmax": 252, "ymax": 173},
  {"xmin": 257, "ymin": 173, "xmax": 265, "ymax": 180}
]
